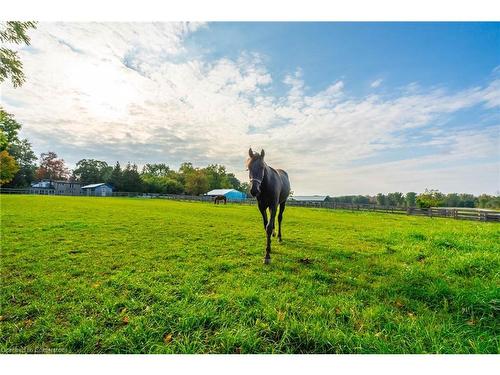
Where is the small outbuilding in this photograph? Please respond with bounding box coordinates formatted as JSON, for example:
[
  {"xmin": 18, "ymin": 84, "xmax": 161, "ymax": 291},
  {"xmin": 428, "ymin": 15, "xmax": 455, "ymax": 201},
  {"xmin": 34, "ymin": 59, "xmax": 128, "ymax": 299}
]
[
  {"xmin": 205, "ymin": 189, "xmax": 246, "ymax": 201},
  {"xmin": 81, "ymin": 183, "xmax": 113, "ymax": 197}
]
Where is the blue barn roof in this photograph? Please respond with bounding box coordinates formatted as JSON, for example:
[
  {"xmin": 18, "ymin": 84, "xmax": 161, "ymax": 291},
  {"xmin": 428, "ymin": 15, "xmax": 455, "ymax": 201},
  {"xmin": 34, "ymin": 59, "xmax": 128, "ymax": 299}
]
[{"xmin": 205, "ymin": 189, "xmax": 246, "ymax": 200}]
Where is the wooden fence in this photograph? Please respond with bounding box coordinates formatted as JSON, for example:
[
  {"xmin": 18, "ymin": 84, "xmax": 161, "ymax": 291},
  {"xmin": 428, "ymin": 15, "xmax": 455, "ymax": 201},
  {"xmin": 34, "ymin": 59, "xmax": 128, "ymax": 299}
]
[
  {"xmin": 285, "ymin": 201, "xmax": 500, "ymax": 221},
  {"xmin": 0, "ymin": 187, "xmax": 56, "ymax": 195},
  {"xmin": 1, "ymin": 188, "xmax": 499, "ymax": 222}
]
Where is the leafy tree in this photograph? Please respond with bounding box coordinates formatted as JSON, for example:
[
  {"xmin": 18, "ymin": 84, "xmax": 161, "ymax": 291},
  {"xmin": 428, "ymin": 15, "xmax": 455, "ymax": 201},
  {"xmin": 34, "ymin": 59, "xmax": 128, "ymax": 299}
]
[
  {"xmin": 224, "ymin": 172, "xmax": 242, "ymax": 190},
  {"xmin": 352, "ymin": 195, "xmax": 370, "ymax": 204},
  {"xmin": 0, "ymin": 130, "xmax": 5, "ymax": 151},
  {"xmin": 162, "ymin": 178, "xmax": 184, "ymax": 194},
  {"xmin": 36, "ymin": 152, "xmax": 70, "ymax": 181},
  {"xmin": 0, "ymin": 108, "xmax": 37, "ymax": 187},
  {"xmin": 185, "ymin": 169, "xmax": 208, "ymax": 195},
  {"xmin": 478, "ymin": 194, "xmax": 489, "ymax": 208},
  {"xmin": 376, "ymin": 193, "xmax": 387, "ymax": 206},
  {"xmin": 0, "ymin": 21, "xmax": 37, "ymax": 87},
  {"xmin": 240, "ymin": 182, "xmax": 251, "ymax": 196},
  {"xmin": 204, "ymin": 164, "xmax": 232, "ymax": 190},
  {"xmin": 178, "ymin": 162, "xmax": 195, "ymax": 185},
  {"xmin": 458, "ymin": 193, "xmax": 476, "ymax": 208},
  {"xmin": 0, "ymin": 107, "xmax": 21, "ymax": 149},
  {"xmin": 141, "ymin": 175, "xmax": 183, "ymax": 194},
  {"xmin": 387, "ymin": 192, "xmax": 405, "ymax": 207},
  {"xmin": 345, "ymin": 196, "xmax": 354, "ymax": 204},
  {"xmin": 73, "ymin": 159, "xmax": 112, "ymax": 185},
  {"xmin": 5, "ymin": 139, "xmax": 37, "ymax": 187},
  {"xmin": 0, "ymin": 149, "xmax": 19, "ymax": 184},
  {"xmin": 416, "ymin": 189, "xmax": 445, "ymax": 208},
  {"xmin": 0, "ymin": 23, "xmax": 37, "ymax": 186},
  {"xmin": 122, "ymin": 163, "xmax": 142, "ymax": 192},
  {"xmin": 477, "ymin": 194, "xmax": 500, "ymax": 209},
  {"xmin": 102, "ymin": 165, "xmax": 112, "ymax": 183},
  {"xmin": 140, "ymin": 163, "xmax": 184, "ymax": 193},
  {"xmin": 476, "ymin": 194, "xmax": 500, "ymax": 209},
  {"xmin": 142, "ymin": 163, "xmax": 171, "ymax": 177},
  {"xmin": 330, "ymin": 195, "xmax": 351, "ymax": 204},
  {"xmin": 179, "ymin": 162, "xmax": 195, "ymax": 175},
  {"xmin": 444, "ymin": 193, "xmax": 461, "ymax": 207},
  {"xmin": 108, "ymin": 162, "xmax": 123, "ymax": 191},
  {"xmin": 490, "ymin": 197, "xmax": 500, "ymax": 209},
  {"xmin": 405, "ymin": 192, "xmax": 417, "ymax": 208}
]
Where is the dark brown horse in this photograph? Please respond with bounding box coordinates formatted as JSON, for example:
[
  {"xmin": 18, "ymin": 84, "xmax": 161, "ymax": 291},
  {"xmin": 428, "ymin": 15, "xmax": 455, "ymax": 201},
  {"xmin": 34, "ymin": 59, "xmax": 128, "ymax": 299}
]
[
  {"xmin": 214, "ymin": 195, "xmax": 227, "ymax": 204},
  {"xmin": 246, "ymin": 148, "xmax": 291, "ymax": 264}
]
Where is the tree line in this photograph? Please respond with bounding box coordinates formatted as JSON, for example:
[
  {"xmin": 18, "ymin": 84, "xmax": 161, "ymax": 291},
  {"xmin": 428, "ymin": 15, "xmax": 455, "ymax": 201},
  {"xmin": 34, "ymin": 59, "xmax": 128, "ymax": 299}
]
[
  {"xmin": 71, "ymin": 159, "xmax": 249, "ymax": 195},
  {"xmin": 326, "ymin": 189, "xmax": 500, "ymax": 209}
]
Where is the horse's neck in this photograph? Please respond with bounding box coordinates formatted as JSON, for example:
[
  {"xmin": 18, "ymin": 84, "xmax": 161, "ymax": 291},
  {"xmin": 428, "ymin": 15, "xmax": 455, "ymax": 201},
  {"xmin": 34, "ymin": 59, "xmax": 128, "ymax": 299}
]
[{"xmin": 262, "ymin": 164, "xmax": 272, "ymax": 189}]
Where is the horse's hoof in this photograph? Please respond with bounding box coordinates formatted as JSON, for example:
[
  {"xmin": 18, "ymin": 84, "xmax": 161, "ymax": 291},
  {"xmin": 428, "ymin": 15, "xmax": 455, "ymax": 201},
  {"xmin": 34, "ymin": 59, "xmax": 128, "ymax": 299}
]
[{"xmin": 263, "ymin": 258, "xmax": 271, "ymax": 264}]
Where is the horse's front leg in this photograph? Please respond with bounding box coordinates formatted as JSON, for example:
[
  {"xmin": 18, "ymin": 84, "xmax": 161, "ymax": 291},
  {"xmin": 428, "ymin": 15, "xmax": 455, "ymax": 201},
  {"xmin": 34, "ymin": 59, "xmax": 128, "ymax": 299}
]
[
  {"xmin": 258, "ymin": 202, "xmax": 268, "ymax": 230},
  {"xmin": 264, "ymin": 204, "xmax": 278, "ymax": 264}
]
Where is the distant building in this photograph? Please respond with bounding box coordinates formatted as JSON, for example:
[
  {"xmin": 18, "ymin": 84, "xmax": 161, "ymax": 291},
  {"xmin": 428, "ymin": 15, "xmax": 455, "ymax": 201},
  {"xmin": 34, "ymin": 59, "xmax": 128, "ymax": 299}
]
[
  {"xmin": 31, "ymin": 180, "xmax": 52, "ymax": 189},
  {"xmin": 289, "ymin": 195, "xmax": 328, "ymax": 202},
  {"xmin": 54, "ymin": 181, "xmax": 82, "ymax": 196},
  {"xmin": 81, "ymin": 183, "xmax": 113, "ymax": 197},
  {"xmin": 31, "ymin": 180, "xmax": 82, "ymax": 195},
  {"xmin": 205, "ymin": 189, "xmax": 246, "ymax": 201}
]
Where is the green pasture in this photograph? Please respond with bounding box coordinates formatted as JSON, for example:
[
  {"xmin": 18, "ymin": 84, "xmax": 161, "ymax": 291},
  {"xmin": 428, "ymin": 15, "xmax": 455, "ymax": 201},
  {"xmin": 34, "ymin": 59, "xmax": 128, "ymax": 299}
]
[{"xmin": 0, "ymin": 195, "xmax": 499, "ymax": 353}]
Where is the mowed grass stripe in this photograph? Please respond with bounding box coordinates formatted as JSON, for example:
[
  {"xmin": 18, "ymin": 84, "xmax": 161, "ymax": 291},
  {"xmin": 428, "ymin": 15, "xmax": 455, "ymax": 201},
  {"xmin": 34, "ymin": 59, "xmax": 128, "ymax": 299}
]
[{"xmin": 1, "ymin": 195, "xmax": 499, "ymax": 353}]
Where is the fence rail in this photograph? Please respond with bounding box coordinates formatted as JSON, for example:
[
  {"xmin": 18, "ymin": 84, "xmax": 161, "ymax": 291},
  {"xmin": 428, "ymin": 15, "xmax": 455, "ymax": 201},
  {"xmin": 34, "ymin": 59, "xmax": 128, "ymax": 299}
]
[
  {"xmin": 1, "ymin": 188, "xmax": 499, "ymax": 222},
  {"xmin": 0, "ymin": 188, "xmax": 56, "ymax": 195}
]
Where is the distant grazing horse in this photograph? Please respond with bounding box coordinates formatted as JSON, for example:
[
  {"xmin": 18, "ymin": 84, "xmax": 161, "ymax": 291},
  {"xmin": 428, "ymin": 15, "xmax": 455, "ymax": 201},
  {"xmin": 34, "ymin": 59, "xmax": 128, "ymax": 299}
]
[
  {"xmin": 247, "ymin": 148, "xmax": 291, "ymax": 264},
  {"xmin": 214, "ymin": 195, "xmax": 227, "ymax": 205}
]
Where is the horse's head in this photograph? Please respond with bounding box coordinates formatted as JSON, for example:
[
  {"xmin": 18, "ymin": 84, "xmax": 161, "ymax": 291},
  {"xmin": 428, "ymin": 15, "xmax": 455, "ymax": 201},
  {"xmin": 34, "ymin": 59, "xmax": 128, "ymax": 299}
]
[{"xmin": 247, "ymin": 148, "xmax": 266, "ymax": 198}]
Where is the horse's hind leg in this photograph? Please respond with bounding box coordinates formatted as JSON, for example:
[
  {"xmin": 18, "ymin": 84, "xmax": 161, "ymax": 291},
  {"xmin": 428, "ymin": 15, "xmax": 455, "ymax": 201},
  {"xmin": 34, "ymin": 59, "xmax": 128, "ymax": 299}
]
[{"xmin": 278, "ymin": 202, "xmax": 286, "ymax": 242}]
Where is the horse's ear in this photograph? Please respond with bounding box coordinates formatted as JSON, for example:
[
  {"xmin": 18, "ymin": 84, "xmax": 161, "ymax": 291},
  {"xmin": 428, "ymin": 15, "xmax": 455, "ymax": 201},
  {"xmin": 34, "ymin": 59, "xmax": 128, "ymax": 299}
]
[
  {"xmin": 249, "ymin": 148, "xmax": 253, "ymax": 158},
  {"xmin": 260, "ymin": 149, "xmax": 265, "ymax": 158}
]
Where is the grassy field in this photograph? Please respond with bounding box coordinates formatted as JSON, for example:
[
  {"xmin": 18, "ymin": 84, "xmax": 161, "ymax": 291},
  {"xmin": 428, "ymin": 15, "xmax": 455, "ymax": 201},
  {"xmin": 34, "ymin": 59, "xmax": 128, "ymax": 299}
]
[{"xmin": 1, "ymin": 195, "xmax": 499, "ymax": 354}]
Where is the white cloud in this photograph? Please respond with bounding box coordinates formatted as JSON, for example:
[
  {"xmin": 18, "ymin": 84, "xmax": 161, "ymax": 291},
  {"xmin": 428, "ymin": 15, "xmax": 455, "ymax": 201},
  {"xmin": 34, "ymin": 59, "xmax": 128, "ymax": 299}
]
[
  {"xmin": 370, "ymin": 78, "xmax": 383, "ymax": 88},
  {"xmin": 2, "ymin": 22, "xmax": 499, "ymax": 195}
]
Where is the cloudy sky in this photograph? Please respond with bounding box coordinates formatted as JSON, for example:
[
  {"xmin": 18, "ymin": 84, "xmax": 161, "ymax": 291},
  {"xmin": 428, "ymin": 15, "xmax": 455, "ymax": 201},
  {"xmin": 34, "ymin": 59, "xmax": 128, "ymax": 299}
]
[{"xmin": 2, "ymin": 22, "xmax": 499, "ymax": 195}]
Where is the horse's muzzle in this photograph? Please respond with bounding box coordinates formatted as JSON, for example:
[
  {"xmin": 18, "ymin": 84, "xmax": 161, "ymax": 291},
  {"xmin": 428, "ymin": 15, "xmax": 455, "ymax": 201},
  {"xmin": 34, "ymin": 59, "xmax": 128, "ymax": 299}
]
[
  {"xmin": 250, "ymin": 185, "xmax": 261, "ymax": 197},
  {"xmin": 250, "ymin": 189, "xmax": 260, "ymax": 198}
]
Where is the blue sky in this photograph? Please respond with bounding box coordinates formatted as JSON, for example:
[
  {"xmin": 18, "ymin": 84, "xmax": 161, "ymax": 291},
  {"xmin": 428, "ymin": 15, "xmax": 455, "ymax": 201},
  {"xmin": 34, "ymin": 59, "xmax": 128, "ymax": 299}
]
[
  {"xmin": 2, "ymin": 22, "xmax": 499, "ymax": 195},
  {"xmin": 187, "ymin": 22, "xmax": 499, "ymax": 94},
  {"xmin": 187, "ymin": 22, "xmax": 500, "ymax": 170}
]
